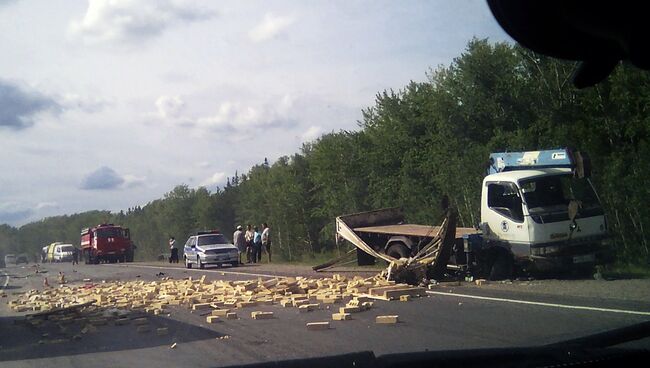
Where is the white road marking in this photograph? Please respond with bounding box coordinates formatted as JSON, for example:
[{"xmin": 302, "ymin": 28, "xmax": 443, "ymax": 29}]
[
  {"xmin": 426, "ymin": 290, "xmax": 650, "ymax": 316},
  {"xmin": 105, "ymin": 263, "xmax": 280, "ymax": 279}
]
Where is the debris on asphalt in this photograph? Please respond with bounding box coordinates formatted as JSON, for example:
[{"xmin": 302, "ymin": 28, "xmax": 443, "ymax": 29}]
[
  {"xmin": 306, "ymin": 322, "xmax": 330, "ymax": 330},
  {"xmin": 6, "ymin": 273, "xmax": 426, "ymax": 336},
  {"xmin": 170, "ymin": 342, "xmax": 177, "ymax": 349},
  {"xmin": 376, "ymin": 315, "xmax": 399, "ymax": 324}
]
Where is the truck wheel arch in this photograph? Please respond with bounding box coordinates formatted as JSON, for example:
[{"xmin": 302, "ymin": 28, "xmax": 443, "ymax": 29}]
[{"xmin": 385, "ymin": 236, "xmax": 415, "ymax": 251}]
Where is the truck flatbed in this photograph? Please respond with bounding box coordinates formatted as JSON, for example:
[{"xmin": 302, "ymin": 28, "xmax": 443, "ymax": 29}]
[{"xmin": 353, "ymin": 224, "xmax": 478, "ymax": 238}]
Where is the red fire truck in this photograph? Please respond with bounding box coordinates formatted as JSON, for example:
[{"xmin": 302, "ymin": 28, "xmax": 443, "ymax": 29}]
[{"xmin": 80, "ymin": 224, "xmax": 134, "ymax": 264}]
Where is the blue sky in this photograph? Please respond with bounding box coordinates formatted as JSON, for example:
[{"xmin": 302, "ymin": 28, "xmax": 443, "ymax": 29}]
[{"xmin": 0, "ymin": 0, "xmax": 511, "ymax": 226}]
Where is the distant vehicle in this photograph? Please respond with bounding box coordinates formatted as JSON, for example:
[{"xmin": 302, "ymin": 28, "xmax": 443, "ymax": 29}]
[
  {"xmin": 81, "ymin": 224, "xmax": 134, "ymax": 264},
  {"xmin": 16, "ymin": 254, "xmax": 29, "ymax": 264},
  {"xmin": 44, "ymin": 242, "xmax": 75, "ymax": 262},
  {"xmin": 4, "ymin": 254, "xmax": 16, "ymax": 265},
  {"xmin": 183, "ymin": 230, "xmax": 239, "ymax": 269}
]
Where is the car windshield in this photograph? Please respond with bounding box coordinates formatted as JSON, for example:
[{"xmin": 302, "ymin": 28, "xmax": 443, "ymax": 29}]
[
  {"xmin": 520, "ymin": 175, "xmax": 602, "ymax": 214},
  {"xmin": 0, "ymin": 2, "xmax": 648, "ymax": 367},
  {"xmin": 198, "ymin": 234, "xmax": 228, "ymax": 246},
  {"xmin": 96, "ymin": 228, "xmax": 125, "ymax": 238}
]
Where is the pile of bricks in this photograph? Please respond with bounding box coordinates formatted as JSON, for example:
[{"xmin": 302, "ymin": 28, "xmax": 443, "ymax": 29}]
[
  {"xmin": 9, "ymin": 274, "xmax": 424, "ymax": 315},
  {"xmin": 7, "ymin": 274, "xmax": 423, "ymax": 333}
]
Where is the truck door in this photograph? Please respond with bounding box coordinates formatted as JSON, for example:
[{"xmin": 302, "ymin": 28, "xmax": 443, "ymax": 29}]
[{"xmin": 482, "ymin": 181, "xmax": 531, "ymax": 257}]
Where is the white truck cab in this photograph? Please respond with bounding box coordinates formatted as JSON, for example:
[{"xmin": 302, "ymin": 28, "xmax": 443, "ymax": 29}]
[{"xmin": 478, "ymin": 149, "xmax": 608, "ymax": 273}]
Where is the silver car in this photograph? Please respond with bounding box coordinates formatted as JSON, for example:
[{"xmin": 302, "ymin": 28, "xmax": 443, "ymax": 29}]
[{"xmin": 183, "ymin": 232, "xmax": 239, "ymax": 269}]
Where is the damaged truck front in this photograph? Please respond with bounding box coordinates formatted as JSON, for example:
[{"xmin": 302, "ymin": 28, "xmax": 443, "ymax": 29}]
[{"xmin": 335, "ymin": 148, "xmax": 611, "ymax": 280}]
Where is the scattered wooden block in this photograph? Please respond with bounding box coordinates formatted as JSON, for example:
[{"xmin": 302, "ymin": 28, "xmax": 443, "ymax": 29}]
[
  {"xmin": 475, "ymin": 279, "xmax": 488, "ymax": 286},
  {"xmin": 332, "ymin": 313, "xmax": 352, "ymax": 321},
  {"xmin": 226, "ymin": 312, "xmax": 238, "ymax": 320},
  {"xmin": 400, "ymin": 295, "xmax": 411, "ymax": 302},
  {"xmin": 376, "ymin": 315, "xmax": 399, "ymax": 324},
  {"xmin": 251, "ymin": 311, "xmax": 274, "ymax": 320},
  {"xmin": 206, "ymin": 316, "xmax": 221, "ymax": 323},
  {"xmin": 211, "ymin": 309, "xmax": 231, "ymax": 317},
  {"xmin": 340, "ymin": 306, "xmax": 360, "ymax": 314},
  {"xmin": 306, "ymin": 322, "xmax": 330, "ymax": 330},
  {"xmin": 192, "ymin": 303, "xmax": 211, "ymax": 311}
]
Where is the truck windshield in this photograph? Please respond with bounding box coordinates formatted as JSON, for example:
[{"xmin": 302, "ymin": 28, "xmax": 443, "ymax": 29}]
[
  {"xmin": 197, "ymin": 234, "xmax": 228, "ymax": 246},
  {"xmin": 520, "ymin": 175, "xmax": 602, "ymax": 215},
  {"xmin": 96, "ymin": 228, "xmax": 125, "ymax": 238}
]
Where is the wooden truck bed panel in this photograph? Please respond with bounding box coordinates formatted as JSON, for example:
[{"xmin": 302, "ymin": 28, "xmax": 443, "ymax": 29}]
[{"xmin": 353, "ymin": 224, "xmax": 478, "ymax": 238}]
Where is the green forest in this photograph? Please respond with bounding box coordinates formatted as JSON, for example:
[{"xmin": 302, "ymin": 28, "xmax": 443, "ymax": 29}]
[{"xmin": 1, "ymin": 39, "xmax": 649, "ymax": 267}]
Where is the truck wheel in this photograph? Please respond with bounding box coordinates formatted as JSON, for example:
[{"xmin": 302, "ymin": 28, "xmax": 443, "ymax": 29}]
[
  {"xmin": 489, "ymin": 253, "xmax": 513, "ymax": 280},
  {"xmin": 386, "ymin": 243, "xmax": 409, "ymax": 260},
  {"xmin": 185, "ymin": 257, "xmax": 192, "ymax": 269}
]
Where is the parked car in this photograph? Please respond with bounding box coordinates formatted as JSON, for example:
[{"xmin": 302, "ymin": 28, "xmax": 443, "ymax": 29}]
[
  {"xmin": 183, "ymin": 231, "xmax": 239, "ymax": 269},
  {"xmin": 4, "ymin": 254, "xmax": 16, "ymax": 265},
  {"xmin": 16, "ymin": 254, "xmax": 29, "ymax": 264}
]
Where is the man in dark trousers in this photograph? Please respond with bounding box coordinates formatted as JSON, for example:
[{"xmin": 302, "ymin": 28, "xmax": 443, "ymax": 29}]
[
  {"xmin": 261, "ymin": 223, "xmax": 271, "ymax": 263},
  {"xmin": 169, "ymin": 237, "xmax": 179, "ymax": 263}
]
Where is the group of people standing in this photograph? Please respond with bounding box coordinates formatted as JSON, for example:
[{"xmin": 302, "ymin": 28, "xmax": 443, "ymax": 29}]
[{"xmin": 233, "ymin": 223, "xmax": 271, "ymax": 264}]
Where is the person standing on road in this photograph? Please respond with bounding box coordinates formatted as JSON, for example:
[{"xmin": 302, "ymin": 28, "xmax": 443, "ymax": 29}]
[
  {"xmin": 169, "ymin": 237, "xmax": 179, "ymax": 264},
  {"xmin": 233, "ymin": 225, "xmax": 245, "ymax": 264},
  {"xmin": 245, "ymin": 224, "xmax": 254, "ymax": 263},
  {"xmin": 253, "ymin": 226, "xmax": 262, "ymax": 263},
  {"xmin": 261, "ymin": 223, "xmax": 271, "ymax": 263},
  {"xmin": 72, "ymin": 247, "xmax": 79, "ymax": 265}
]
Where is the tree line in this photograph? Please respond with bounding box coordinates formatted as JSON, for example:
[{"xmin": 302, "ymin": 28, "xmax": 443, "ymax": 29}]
[{"xmin": 1, "ymin": 39, "xmax": 648, "ymax": 266}]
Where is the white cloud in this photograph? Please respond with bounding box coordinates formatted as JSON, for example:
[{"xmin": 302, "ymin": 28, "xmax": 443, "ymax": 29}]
[
  {"xmin": 122, "ymin": 174, "xmax": 146, "ymax": 188},
  {"xmin": 155, "ymin": 95, "xmax": 185, "ymax": 119},
  {"xmin": 199, "ymin": 172, "xmax": 226, "ymax": 188},
  {"xmin": 36, "ymin": 202, "xmax": 59, "ymax": 210},
  {"xmin": 69, "ymin": 0, "xmax": 214, "ymax": 45},
  {"xmin": 197, "ymin": 161, "xmax": 211, "ymax": 168},
  {"xmin": 60, "ymin": 93, "xmax": 108, "ymax": 113},
  {"xmin": 249, "ymin": 13, "xmax": 295, "ymax": 42},
  {"xmin": 152, "ymin": 94, "xmax": 297, "ymax": 134},
  {"xmin": 301, "ymin": 125, "xmax": 322, "ymax": 141}
]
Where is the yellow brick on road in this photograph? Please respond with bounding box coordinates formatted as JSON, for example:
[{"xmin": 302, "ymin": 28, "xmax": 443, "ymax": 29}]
[
  {"xmin": 376, "ymin": 315, "xmax": 399, "ymax": 324},
  {"xmin": 339, "ymin": 306, "xmax": 360, "ymax": 314},
  {"xmin": 306, "ymin": 322, "xmax": 330, "ymax": 330},
  {"xmin": 206, "ymin": 316, "xmax": 221, "ymax": 323},
  {"xmin": 251, "ymin": 311, "xmax": 274, "ymax": 320},
  {"xmin": 211, "ymin": 309, "xmax": 230, "ymax": 316},
  {"xmin": 332, "ymin": 313, "xmax": 352, "ymax": 321}
]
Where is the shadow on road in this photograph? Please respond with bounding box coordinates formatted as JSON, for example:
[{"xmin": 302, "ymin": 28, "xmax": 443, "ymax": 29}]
[{"xmin": 0, "ymin": 312, "xmax": 222, "ymax": 362}]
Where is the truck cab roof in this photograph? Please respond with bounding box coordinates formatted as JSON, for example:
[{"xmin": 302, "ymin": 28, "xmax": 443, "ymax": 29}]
[{"xmin": 484, "ymin": 168, "xmax": 572, "ymax": 184}]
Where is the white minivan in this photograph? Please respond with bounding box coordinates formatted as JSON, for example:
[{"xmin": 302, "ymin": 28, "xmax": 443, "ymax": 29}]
[{"xmin": 53, "ymin": 244, "xmax": 75, "ymax": 262}]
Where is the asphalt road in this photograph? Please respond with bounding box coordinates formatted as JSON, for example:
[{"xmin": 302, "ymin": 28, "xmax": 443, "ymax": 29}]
[{"xmin": 1, "ymin": 262, "xmax": 649, "ymax": 367}]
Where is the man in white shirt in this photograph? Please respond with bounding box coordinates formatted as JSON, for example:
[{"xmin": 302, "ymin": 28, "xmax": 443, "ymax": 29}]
[
  {"xmin": 169, "ymin": 237, "xmax": 178, "ymax": 263},
  {"xmin": 261, "ymin": 223, "xmax": 271, "ymax": 263},
  {"xmin": 233, "ymin": 225, "xmax": 245, "ymax": 264}
]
